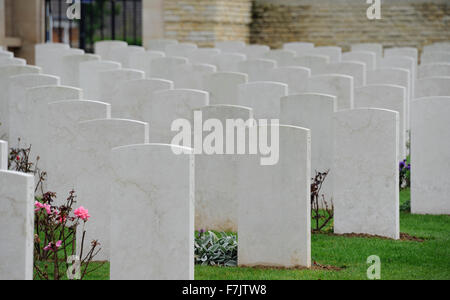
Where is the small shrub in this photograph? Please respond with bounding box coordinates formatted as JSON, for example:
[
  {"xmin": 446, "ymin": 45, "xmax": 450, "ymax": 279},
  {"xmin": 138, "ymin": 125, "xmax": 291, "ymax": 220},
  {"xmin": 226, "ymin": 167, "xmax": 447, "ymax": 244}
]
[
  {"xmin": 311, "ymin": 170, "xmax": 334, "ymax": 232},
  {"xmin": 400, "ymin": 198, "xmax": 411, "ymax": 213},
  {"xmin": 195, "ymin": 231, "xmax": 237, "ymax": 267}
]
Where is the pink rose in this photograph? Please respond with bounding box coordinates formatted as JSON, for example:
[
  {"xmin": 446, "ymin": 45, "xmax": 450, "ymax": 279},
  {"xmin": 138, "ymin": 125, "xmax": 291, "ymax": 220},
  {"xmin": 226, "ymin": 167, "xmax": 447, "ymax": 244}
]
[
  {"xmin": 74, "ymin": 206, "xmax": 90, "ymax": 221},
  {"xmin": 43, "ymin": 240, "xmax": 62, "ymax": 252}
]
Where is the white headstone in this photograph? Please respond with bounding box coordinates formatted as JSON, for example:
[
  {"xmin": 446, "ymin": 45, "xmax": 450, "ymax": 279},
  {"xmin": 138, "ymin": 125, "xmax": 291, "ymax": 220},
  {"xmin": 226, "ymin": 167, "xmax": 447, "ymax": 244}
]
[
  {"xmin": 418, "ymin": 63, "xmax": 450, "ymax": 78},
  {"xmin": 203, "ymin": 72, "xmax": 248, "ymax": 105},
  {"xmin": 145, "ymin": 39, "xmax": 178, "ymax": 52},
  {"xmin": 263, "ymin": 49, "xmax": 297, "ymax": 67},
  {"xmin": 316, "ymin": 61, "xmax": 366, "ymax": 87},
  {"xmin": 0, "ymin": 170, "xmax": 34, "ymax": 280},
  {"xmin": 146, "ymin": 56, "xmax": 189, "ymax": 82},
  {"xmin": 75, "ymin": 118, "xmax": 149, "ymax": 261},
  {"xmin": 351, "ymin": 43, "xmax": 383, "ymax": 65},
  {"xmin": 0, "ymin": 65, "xmax": 41, "ymax": 141},
  {"xmin": 378, "ymin": 56, "xmax": 416, "ymax": 99},
  {"xmin": 94, "ymin": 40, "xmax": 128, "ymax": 61},
  {"xmin": 176, "ymin": 63, "xmax": 217, "ymax": 90},
  {"xmin": 109, "ymin": 45, "xmax": 145, "ymax": 68},
  {"xmin": 355, "ymin": 84, "xmax": 407, "ymax": 160},
  {"xmin": 289, "ymin": 55, "xmax": 330, "ymax": 75},
  {"xmin": 0, "ymin": 51, "xmax": 13, "ymax": 59},
  {"xmin": 17, "ymin": 86, "xmax": 82, "ymax": 169},
  {"xmin": 280, "ymin": 93, "xmax": 337, "ymax": 202},
  {"xmin": 239, "ymin": 44, "xmax": 270, "ymax": 60},
  {"xmin": 46, "ymin": 100, "xmax": 111, "ymax": 204},
  {"xmin": 237, "ymin": 81, "xmax": 288, "ymax": 119},
  {"xmin": 110, "ymin": 144, "xmax": 194, "ymax": 280},
  {"xmin": 307, "ymin": 74, "xmax": 354, "ymax": 110},
  {"xmin": 213, "ymin": 53, "xmax": 246, "ymax": 72},
  {"xmin": 8, "ymin": 74, "xmax": 60, "ymax": 145},
  {"xmin": 165, "ymin": 43, "xmax": 197, "ymax": 58},
  {"xmin": 111, "ymin": 78, "xmax": 174, "ymax": 120},
  {"xmin": 411, "ymin": 96, "xmax": 450, "ymax": 215},
  {"xmin": 60, "ymin": 54, "xmax": 100, "ymax": 87},
  {"xmin": 195, "ymin": 105, "xmax": 253, "ymax": 232},
  {"xmin": 423, "ymin": 42, "xmax": 450, "ymax": 54},
  {"xmin": 263, "ymin": 66, "xmax": 310, "ymax": 95},
  {"xmin": 187, "ymin": 48, "xmax": 221, "ymax": 65},
  {"xmin": 129, "ymin": 50, "xmax": 165, "ymax": 74},
  {"xmin": 215, "ymin": 41, "xmax": 246, "ymax": 53},
  {"xmin": 421, "ymin": 51, "xmax": 450, "ymax": 65},
  {"xmin": 367, "ymin": 68, "xmax": 411, "ymax": 129},
  {"xmin": 333, "ymin": 108, "xmax": 399, "ymax": 239},
  {"xmin": 98, "ymin": 69, "xmax": 145, "ymax": 102},
  {"xmin": 35, "ymin": 43, "xmax": 69, "ymax": 67},
  {"xmin": 283, "ymin": 42, "xmax": 315, "ymax": 56},
  {"xmin": 0, "ymin": 57, "xmax": 26, "ymax": 67},
  {"xmin": 342, "ymin": 51, "xmax": 376, "ymax": 71},
  {"xmin": 148, "ymin": 89, "xmax": 209, "ymax": 143},
  {"xmin": 79, "ymin": 60, "xmax": 121, "ymax": 100},
  {"xmin": 385, "ymin": 47, "xmax": 418, "ymax": 66},
  {"xmin": 0, "ymin": 140, "xmax": 7, "ymax": 170},
  {"xmin": 237, "ymin": 59, "xmax": 277, "ymax": 82},
  {"xmin": 415, "ymin": 76, "xmax": 450, "ymax": 98},
  {"xmin": 238, "ymin": 125, "xmax": 311, "ymax": 268},
  {"xmin": 307, "ymin": 46, "xmax": 342, "ymax": 63},
  {"xmin": 39, "ymin": 48, "xmax": 85, "ymax": 77}
]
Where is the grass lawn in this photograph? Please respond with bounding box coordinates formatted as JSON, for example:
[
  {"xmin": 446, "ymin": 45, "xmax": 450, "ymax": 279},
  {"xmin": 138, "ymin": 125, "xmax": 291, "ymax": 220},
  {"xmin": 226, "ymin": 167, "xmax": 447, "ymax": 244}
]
[{"xmin": 35, "ymin": 189, "xmax": 450, "ymax": 280}]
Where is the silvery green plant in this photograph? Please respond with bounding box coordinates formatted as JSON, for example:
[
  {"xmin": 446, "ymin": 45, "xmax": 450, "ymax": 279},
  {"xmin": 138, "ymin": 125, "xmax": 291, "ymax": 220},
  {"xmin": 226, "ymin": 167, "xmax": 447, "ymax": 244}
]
[{"xmin": 195, "ymin": 231, "xmax": 237, "ymax": 267}]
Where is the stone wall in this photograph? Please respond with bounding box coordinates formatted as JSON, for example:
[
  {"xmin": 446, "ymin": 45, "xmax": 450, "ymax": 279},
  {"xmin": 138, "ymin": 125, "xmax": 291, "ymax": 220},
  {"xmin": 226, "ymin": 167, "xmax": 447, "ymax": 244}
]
[
  {"xmin": 163, "ymin": 0, "xmax": 252, "ymax": 47},
  {"xmin": 250, "ymin": 0, "xmax": 450, "ymax": 51}
]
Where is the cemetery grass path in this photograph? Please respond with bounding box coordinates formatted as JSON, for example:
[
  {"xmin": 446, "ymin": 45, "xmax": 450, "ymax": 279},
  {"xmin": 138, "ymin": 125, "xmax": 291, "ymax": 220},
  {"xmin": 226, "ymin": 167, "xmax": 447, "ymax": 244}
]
[{"xmin": 35, "ymin": 190, "xmax": 450, "ymax": 280}]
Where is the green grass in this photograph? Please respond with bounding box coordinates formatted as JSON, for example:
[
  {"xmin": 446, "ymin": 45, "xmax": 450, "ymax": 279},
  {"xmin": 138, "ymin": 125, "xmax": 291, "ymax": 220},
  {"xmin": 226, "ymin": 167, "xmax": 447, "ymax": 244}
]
[{"xmin": 35, "ymin": 189, "xmax": 450, "ymax": 280}]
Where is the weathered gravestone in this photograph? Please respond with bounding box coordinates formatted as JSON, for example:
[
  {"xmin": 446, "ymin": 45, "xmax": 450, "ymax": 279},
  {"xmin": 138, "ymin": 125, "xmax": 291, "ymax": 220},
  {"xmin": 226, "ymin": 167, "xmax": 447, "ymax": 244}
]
[
  {"xmin": 239, "ymin": 45, "xmax": 270, "ymax": 60},
  {"xmin": 75, "ymin": 119, "xmax": 149, "ymax": 261},
  {"xmin": 187, "ymin": 48, "xmax": 221, "ymax": 65},
  {"xmin": 195, "ymin": 105, "xmax": 253, "ymax": 233},
  {"xmin": 411, "ymin": 96, "xmax": 450, "ymax": 215},
  {"xmin": 111, "ymin": 78, "xmax": 174, "ymax": 120},
  {"xmin": 0, "ymin": 57, "xmax": 26, "ymax": 67},
  {"xmin": 0, "ymin": 170, "xmax": 34, "ymax": 280},
  {"xmin": 165, "ymin": 43, "xmax": 197, "ymax": 58},
  {"xmin": 129, "ymin": 50, "xmax": 165, "ymax": 74},
  {"xmin": 47, "ymin": 100, "xmax": 111, "ymax": 205},
  {"xmin": 238, "ymin": 125, "xmax": 311, "ymax": 268},
  {"xmin": 110, "ymin": 144, "xmax": 194, "ymax": 280},
  {"xmin": 215, "ymin": 41, "xmax": 246, "ymax": 53},
  {"xmin": 307, "ymin": 74, "xmax": 354, "ymax": 110},
  {"xmin": 307, "ymin": 46, "xmax": 342, "ymax": 63},
  {"xmin": 333, "ymin": 108, "xmax": 399, "ymax": 239},
  {"xmin": 237, "ymin": 81, "xmax": 288, "ymax": 119},
  {"xmin": 379, "ymin": 56, "xmax": 416, "ymax": 99},
  {"xmin": 175, "ymin": 63, "xmax": 217, "ymax": 90},
  {"xmin": 146, "ymin": 56, "xmax": 189, "ymax": 84},
  {"xmin": 0, "ymin": 65, "xmax": 41, "ymax": 141},
  {"xmin": 79, "ymin": 60, "xmax": 121, "ymax": 100},
  {"xmin": 35, "ymin": 43, "xmax": 69, "ymax": 67},
  {"xmin": 203, "ymin": 72, "xmax": 248, "ymax": 105},
  {"xmin": 355, "ymin": 84, "xmax": 407, "ymax": 160}
]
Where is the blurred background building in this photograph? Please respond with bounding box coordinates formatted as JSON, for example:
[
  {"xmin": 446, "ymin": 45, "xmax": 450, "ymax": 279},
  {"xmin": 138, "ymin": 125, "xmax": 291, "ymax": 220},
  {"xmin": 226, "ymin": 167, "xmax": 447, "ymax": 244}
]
[{"xmin": 1, "ymin": 0, "xmax": 449, "ymax": 63}]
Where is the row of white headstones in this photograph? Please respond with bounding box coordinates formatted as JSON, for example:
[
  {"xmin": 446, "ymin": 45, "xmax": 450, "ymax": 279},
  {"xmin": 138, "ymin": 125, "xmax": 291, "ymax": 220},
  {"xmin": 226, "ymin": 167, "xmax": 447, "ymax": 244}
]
[{"xmin": 0, "ymin": 40, "xmax": 449, "ymax": 280}]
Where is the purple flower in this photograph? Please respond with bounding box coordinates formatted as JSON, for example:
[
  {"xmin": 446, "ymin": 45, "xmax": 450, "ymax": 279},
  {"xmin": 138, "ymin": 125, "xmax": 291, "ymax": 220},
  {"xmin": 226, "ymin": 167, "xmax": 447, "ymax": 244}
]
[{"xmin": 399, "ymin": 161, "xmax": 405, "ymax": 169}]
